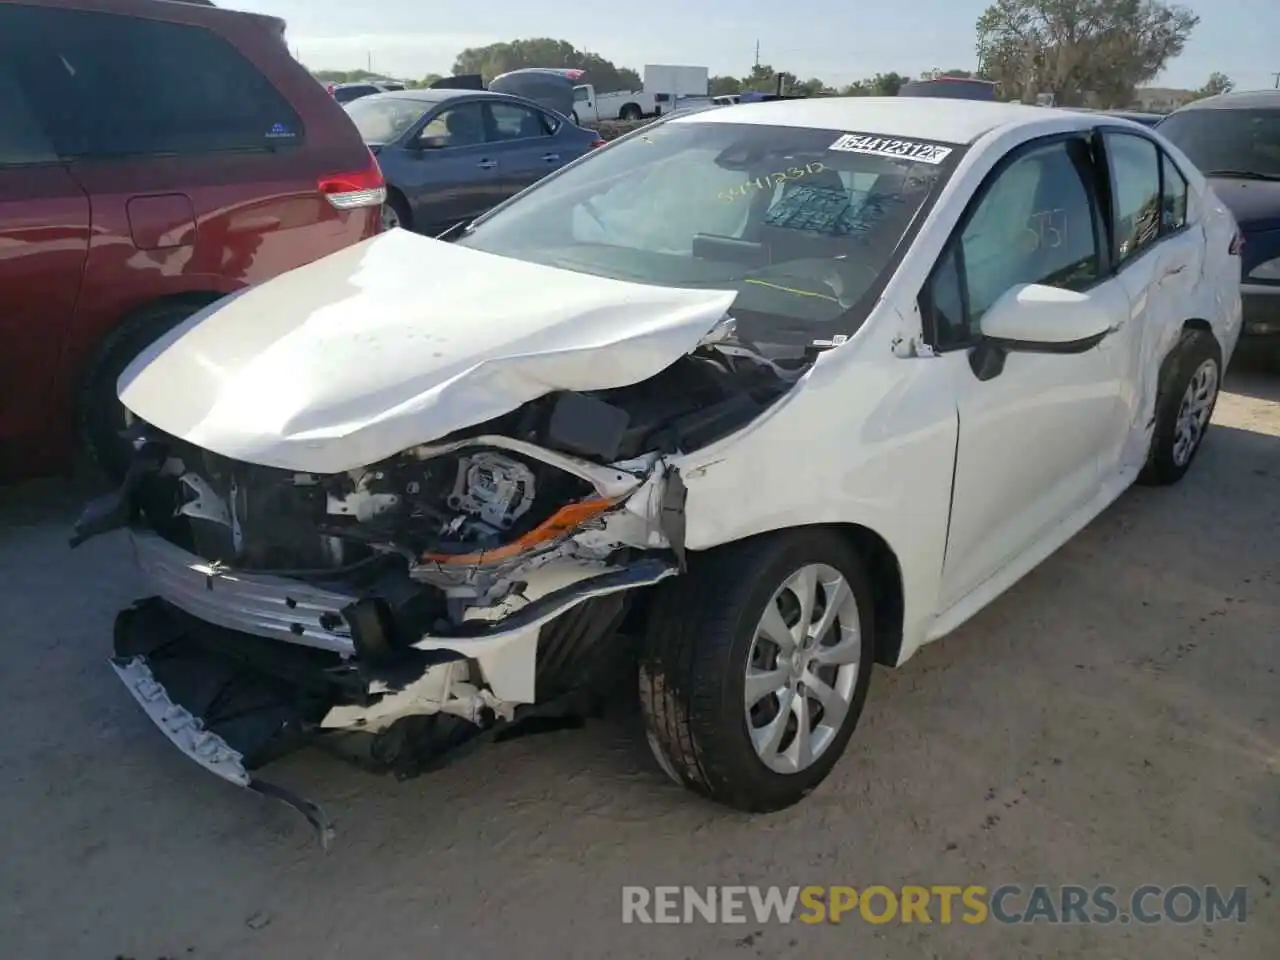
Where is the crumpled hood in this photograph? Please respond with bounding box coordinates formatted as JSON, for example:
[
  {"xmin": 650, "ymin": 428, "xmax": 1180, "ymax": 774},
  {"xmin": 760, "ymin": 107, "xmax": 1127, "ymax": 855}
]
[{"xmin": 119, "ymin": 230, "xmax": 737, "ymax": 474}]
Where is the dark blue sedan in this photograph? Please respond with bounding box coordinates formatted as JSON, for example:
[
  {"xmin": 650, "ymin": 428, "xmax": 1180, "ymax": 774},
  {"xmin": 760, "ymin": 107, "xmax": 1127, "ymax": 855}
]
[{"xmin": 344, "ymin": 89, "xmax": 603, "ymax": 236}]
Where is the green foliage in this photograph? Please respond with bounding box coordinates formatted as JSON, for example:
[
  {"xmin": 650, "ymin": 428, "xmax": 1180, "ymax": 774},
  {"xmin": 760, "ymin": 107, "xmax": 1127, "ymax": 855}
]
[
  {"xmin": 1191, "ymin": 71, "xmax": 1234, "ymax": 99},
  {"xmin": 451, "ymin": 38, "xmax": 640, "ymax": 91},
  {"xmin": 309, "ymin": 25, "xmax": 1222, "ymax": 109},
  {"xmin": 975, "ymin": 0, "xmax": 1200, "ymax": 107}
]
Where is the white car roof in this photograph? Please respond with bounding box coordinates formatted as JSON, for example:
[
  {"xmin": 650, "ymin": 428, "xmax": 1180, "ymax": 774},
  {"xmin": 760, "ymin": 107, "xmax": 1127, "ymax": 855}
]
[{"xmin": 673, "ymin": 96, "xmax": 1091, "ymax": 145}]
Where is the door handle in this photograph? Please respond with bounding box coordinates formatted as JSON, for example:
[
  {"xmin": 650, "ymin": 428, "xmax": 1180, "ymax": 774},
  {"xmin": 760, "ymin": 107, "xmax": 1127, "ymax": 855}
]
[
  {"xmin": 541, "ymin": 153, "xmax": 560, "ymax": 162},
  {"xmin": 1162, "ymin": 263, "xmax": 1187, "ymax": 278},
  {"xmin": 476, "ymin": 159, "xmax": 496, "ymax": 170}
]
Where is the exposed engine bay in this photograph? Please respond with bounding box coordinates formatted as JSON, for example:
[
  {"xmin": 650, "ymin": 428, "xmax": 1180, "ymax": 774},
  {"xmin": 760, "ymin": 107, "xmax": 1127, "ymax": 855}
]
[{"xmin": 73, "ymin": 328, "xmax": 809, "ymax": 845}]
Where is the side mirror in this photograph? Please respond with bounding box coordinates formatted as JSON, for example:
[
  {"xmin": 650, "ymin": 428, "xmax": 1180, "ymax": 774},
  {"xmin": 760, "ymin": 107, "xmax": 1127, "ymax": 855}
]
[
  {"xmin": 416, "ymin": 134, "xmax": 449, "ymax": 150},
  {"xmin": 970, "ymin": 283, "xmax": 1114, "ymax": 381}
]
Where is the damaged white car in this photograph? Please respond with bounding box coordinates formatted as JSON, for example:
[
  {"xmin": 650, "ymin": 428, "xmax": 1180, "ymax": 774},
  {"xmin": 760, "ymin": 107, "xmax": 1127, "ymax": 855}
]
[{"xmin": 74, "ymin": 98, "xmax": 1242, "ymax": 843}]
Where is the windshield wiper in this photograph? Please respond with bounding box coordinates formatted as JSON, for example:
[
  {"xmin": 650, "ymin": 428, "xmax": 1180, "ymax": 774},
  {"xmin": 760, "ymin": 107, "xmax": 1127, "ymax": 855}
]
[{"xmin": 1203, "ymin": 169, "xmax": 1280, "ymax": 181}]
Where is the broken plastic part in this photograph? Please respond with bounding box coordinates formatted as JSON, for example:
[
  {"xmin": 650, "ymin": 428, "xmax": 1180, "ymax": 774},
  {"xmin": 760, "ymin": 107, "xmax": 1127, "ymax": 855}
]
[
  {"xmin": 418, "ymin": 494, "xmax": 625, "ymax": 566},
  {"xmin": 248, "ymin": 779, "xmax": 336, "ymax": 851}
]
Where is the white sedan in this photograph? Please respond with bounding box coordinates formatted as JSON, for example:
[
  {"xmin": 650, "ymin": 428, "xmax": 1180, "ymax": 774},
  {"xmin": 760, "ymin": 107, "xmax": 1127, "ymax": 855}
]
[{"xmin": 75, "ymin": 97, "xmax": 1242, "ymax": 835}]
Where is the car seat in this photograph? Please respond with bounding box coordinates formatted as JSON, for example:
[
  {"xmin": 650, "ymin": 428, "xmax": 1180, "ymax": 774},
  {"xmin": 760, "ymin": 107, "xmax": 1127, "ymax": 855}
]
[{"xmin": 445, "ymin": 106, "xmax": 484, "ymax": 146}]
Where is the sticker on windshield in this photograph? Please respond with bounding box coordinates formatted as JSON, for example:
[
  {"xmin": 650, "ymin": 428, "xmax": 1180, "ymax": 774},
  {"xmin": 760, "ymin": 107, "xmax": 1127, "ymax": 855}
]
[{"xmin": 827, "ymin": 132, "xmax": 953, "ymax": 165}]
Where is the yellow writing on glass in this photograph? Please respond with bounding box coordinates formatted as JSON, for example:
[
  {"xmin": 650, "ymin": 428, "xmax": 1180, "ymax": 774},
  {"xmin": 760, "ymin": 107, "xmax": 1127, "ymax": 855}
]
[{"xmin": 718, "ymin": 161, "xmax": 828, "ymax": 202}]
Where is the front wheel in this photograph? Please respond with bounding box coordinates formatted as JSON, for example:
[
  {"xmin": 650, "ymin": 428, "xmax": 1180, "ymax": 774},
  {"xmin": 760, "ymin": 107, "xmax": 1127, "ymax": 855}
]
[
  {"xmin": 1137, "ymin": 327, "xmax": 1222, "ymax": 486},
  {"xmin": 639, "ymin": 529, "xmax": 875, "ymax": 812},
  {"xmin": 381, "ymin": 191, "xmax": 412, "ymax": 232}
]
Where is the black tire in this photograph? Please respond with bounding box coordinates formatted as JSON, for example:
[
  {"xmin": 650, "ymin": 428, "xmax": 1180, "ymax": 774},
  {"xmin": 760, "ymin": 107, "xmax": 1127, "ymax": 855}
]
[
  {"xmin": 571, "ymin": 109, "xmax": 581, "ymax": 125},
  {"xmin": 619, "ymin": 103, "xmax": 642, "ymax": 121},
  {"xmin": 77, "ymin": 299, "xmax": 210, "ymax": 482},
  {"xmin": 639, "ymin": 529, "xmax": 876, "ymax": 812},
  {"xmin": 382, "ymin": 190, "xmax": 412, "ymax": 232},
  {"xmin": 1137, "ymin": 327, "xmax": 1222, "ymax": 487}
]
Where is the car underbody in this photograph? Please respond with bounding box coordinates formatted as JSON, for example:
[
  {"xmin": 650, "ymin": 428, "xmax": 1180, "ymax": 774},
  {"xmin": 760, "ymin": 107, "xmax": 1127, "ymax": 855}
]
[{"xmin": 74, "ymin": 332, "xmax": 808, "ymax": 844}]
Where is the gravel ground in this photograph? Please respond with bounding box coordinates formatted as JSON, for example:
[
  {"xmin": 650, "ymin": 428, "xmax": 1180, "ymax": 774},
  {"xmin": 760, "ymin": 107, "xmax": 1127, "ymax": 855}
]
[{"xmin": 1, "ymin": 360, "xmax": 1276, "ymax": 960}]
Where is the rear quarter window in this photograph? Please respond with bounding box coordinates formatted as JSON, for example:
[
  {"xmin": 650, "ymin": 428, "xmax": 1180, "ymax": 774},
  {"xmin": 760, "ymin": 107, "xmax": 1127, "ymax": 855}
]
[{"xmin": 0, "ymin": 4, "xmax": 305, "ymax": 159}]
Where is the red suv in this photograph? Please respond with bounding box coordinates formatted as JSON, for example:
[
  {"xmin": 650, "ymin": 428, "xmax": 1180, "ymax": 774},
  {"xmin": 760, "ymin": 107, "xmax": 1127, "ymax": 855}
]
[{"xmin": 0, "ymin": 0, "xmax": 384, "ymax": 482}]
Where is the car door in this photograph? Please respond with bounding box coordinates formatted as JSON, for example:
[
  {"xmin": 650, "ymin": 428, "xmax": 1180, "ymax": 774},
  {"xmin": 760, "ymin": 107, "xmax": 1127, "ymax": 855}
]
[
  {"xmin": 1097, "ymin": 130, "xmax": 1203, "ymax": 477},
  {"xmin": 400, "ymin": 100, "xmax": 504, "ymax": 234},
  {"xmin": 483, "ymin": 101, "xmax": 571, "ymax": 196},
  {"xmin": 571, "ymin": 85, "xmax": 595, "ymax": 123},
  {"xmin": 0, "ymin": 51, "xmax": 90, "ymax": 473},
  {"xmin": 922, "ymin": 134, "xmax": 1133, "ymax": 611}
]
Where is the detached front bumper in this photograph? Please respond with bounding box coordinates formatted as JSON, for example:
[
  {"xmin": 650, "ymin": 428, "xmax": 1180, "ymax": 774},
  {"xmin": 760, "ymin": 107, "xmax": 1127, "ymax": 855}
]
[{"xmin": 110, "ymin": 597, "xmax": 353, "ymax": 846}]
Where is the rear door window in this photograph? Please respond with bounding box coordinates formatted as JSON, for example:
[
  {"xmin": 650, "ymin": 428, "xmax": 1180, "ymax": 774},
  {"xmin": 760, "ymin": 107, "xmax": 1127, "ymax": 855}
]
[
  {"xmin": 1, "ymin": 4, "xmax": 304, "ymax": 159},
  {"xmin": 1103, "ymin": 132, "xmax": 1161, "ymax": 264},
  {"xmin": 488, "ymin": 103, "xmax": 556, "ymax": 140},
  {"xmin": 0, "ymin": 62, "xmax": 57, "ymax": 166},
  {"xmin": 1161, "ymin": 153, "xmax": 1188, "ymax": 233}
]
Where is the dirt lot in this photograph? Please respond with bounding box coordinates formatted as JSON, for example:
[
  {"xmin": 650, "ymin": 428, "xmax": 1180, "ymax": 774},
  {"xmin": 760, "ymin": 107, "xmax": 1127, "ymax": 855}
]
[{"xmin": 1, "ymin": 361, "xmax": 1276, "ymax": 960}]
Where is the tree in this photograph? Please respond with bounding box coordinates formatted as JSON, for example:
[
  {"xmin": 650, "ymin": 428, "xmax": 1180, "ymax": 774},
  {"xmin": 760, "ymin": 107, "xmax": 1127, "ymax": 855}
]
[
  {"xmin": 739, "ymin": 63, "xmax": 791, "ymax": 93},
  {"xmin": 975, "ymin": 0, "xmax": 1199, "ymax": 107},
  {"xmin": 1194, "ymin": 71, "xmax": 1234, "ymax": 98},
  {"xmin": 867, "ymin": 71, "xmax": 907, "ymax": 96},
  {"xmin": 709, "ymin": 75, "xmax": 742, "ymax": 96},
  {"xmin": 451, "ymin": 38, "xmax": 640, "ymax": 91}
]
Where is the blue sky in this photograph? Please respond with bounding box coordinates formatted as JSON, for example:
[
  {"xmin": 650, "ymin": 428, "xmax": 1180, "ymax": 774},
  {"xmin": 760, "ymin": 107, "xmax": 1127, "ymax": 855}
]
[{"xmin": 231, "ymin": 0, "xmax": 1278, "ymax": 92}]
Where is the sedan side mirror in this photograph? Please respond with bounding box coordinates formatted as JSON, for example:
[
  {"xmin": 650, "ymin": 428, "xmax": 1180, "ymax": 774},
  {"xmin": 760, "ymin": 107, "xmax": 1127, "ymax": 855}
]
[
  {"xmin": 970, "ymin": 284, "xmax": 1114, "ymax": 381},
  {"xmin": 416, "ymin": 134, "xmax": 449, "ymax": 150}
]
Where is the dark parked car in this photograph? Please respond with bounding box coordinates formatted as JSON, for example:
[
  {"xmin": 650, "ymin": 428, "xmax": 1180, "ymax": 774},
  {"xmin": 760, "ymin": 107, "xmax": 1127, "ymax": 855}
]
[
  {"xmin": 343, "ymin": 89, "xmax": 604, "ymax": 235},
  {"xmin": 1158, "ymin": 90, "xmax": 1280, "ymax": 344},
  {"xmin": 1103, "ymin": 110, "xmax": 1164, "ymax": 127},
  {"xmin": 0, "ymin": 0, "xmax": 383, "ymax": 482},
  {"xmin": 899, "ymin": 77, "xmax": 999, "ymax": 100},
  {"xmin": 329, "ymin": 80, "xmax": 404, "ymax": 103},
  {"xmin": 1069, "ymin": 107, "xmax": 1165, "ymax": 127}
]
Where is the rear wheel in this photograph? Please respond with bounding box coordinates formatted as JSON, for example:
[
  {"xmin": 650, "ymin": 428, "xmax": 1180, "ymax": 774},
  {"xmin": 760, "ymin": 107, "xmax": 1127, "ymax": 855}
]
[
  {"xmin": 639, "ymin": 530, "xmax": 875, "ymax": 812},
  {"xmin": 619, "ymin": 103, "xmax": 643, "ymax": 121},
  {"xmin": 77, "ymin": 299, "xmax": 211, "ymax": 482},
  {"xmin": 1138, "ymin": 327, "xmax": 1221, "ymax": 486}
]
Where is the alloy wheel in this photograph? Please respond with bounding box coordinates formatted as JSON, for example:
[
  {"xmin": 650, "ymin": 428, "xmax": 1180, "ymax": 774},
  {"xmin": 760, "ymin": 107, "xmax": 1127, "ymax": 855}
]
[
  {"xmin": 1172, "ymin": 358, "xmax": 1218, "ymax": 466},
  {"xmin": 744, "ymin": 563, "xmax": 862, "ymax": 774}
]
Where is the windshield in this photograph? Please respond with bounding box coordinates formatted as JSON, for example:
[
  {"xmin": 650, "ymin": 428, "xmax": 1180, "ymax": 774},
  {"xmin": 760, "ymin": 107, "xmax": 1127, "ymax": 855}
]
[
  {"xmin": 343, "ymin": 96, "xmax": 425, "ymax": 143},
  {"xmin": 1157, "ymin": 108, "xmax": 1280, "ymax": 179},
  {"xmin": 456, "ymin": 120, "xmax": 959, "ymax": 344}
]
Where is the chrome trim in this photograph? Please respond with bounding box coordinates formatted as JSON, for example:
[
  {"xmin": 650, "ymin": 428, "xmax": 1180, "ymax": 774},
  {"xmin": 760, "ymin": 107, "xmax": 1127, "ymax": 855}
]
[
  {"xmin": 130, "ymin": 531, "xmax": 357, "ymax": 655},
  {"xmin": 110, "ymin": 655, "xmax": 251, "ymax": 786}
]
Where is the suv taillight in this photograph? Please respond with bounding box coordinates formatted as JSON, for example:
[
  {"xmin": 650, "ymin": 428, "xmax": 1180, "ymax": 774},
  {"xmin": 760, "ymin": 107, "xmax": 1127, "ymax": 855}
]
[
  {"xmin": 1229, "ymin": 230, "xmax": 1245, "ymax": 256},
  {"xmin": 590, "ymin": 138, "xmax": 607, "ymax": 149},
  {"xmin": 318, "ymin": 151, "xmax": 385, "ymax": 210}
]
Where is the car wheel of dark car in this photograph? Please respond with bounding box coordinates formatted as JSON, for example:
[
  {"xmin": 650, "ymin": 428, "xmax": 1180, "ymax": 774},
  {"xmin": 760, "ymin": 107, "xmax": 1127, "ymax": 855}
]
[
  {"xmin": 638, "ymin": 529, "xmax": 876, "ymax": 812},
  {"xmin": 78, "ymin": 298, "xmax": 212, "ymax": 482},
  {"xmin": 382, "ymin": 190, "xmax": 412, "ymax": 232}
]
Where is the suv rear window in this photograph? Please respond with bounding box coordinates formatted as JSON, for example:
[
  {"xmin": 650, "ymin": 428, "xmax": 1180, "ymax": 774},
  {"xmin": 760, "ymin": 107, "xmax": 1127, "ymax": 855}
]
[{"xmin": 0, "ymin": 4, "xmax": 304, "ymax": 159}]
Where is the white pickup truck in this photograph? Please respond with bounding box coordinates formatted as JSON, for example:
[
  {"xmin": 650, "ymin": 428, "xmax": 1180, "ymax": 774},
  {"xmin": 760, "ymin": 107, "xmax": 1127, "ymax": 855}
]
[{"xmin": 572, "ymin": 64, "xmax": 709, "ymax": 123}]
